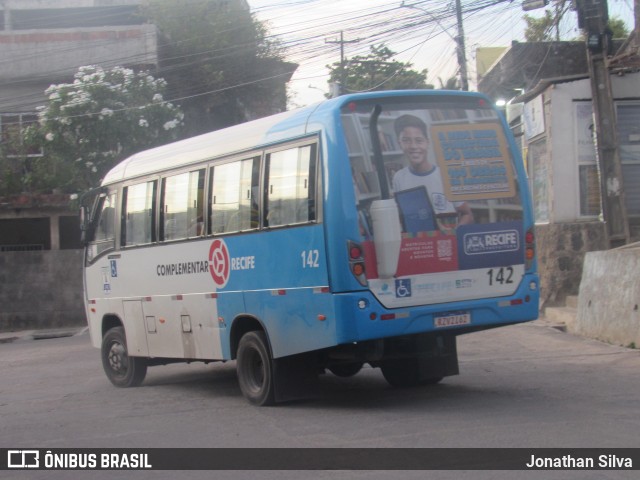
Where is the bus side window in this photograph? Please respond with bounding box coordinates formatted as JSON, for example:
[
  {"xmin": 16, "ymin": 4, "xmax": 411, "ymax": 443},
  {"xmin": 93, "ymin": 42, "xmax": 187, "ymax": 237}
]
[
  {"xmin": 122, "ymin": 180, "xmax": 156, "ymax": 246},
  {"xmin": 265, "ymin": 144, "xmax": 316, "ymax": 228},
  {"xmin": 210, "ymin": 158, "xmax": 259, "ymax": 234},
  {"xmin": 87, "ymin": 192, "xmax": 116, "ymax": 262},
  {"xmin": 160, "ymin": 169, "xmax": 205, "ymax": 241}
]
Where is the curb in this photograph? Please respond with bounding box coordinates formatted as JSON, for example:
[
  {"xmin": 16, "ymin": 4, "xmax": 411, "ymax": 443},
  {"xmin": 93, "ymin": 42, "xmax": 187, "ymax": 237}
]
[{"xmin": 0, "ymin": 327, "xmax": 88, "ymax": 344}]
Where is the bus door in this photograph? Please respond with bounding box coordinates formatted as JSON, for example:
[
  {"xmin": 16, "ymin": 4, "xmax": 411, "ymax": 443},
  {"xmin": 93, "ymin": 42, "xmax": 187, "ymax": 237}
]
[{"xmin": 81, "ymin": 187, "xmax": 120, "ymax": 347}]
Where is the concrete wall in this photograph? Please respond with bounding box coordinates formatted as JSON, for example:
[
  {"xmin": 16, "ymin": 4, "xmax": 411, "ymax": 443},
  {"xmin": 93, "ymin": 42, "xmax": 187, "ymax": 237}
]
[
  {"xmin": 536, "ymin": 221, "xmax": 606, "ymax": 308},
  {"xmin": 0, "ymin": 250, "xmax": 86, "ymax": 331},
  {"xmin": 0, "ymin": 25, "xmax": 158, "ymax": 82},
  {"xmin": 575, "ymin": 245, "xmax": 640, "ymax": 347}
]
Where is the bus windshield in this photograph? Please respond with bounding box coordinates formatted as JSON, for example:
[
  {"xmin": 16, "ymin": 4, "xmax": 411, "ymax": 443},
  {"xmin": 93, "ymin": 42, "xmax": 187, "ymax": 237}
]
[{"xmin": 341, "ymin": 95, "xmax": 527, "ymax": 307}]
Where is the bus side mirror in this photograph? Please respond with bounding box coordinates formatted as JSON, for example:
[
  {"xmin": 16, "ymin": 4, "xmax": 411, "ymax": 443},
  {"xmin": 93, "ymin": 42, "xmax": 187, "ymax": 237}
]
[
  {"xmin": 79, "ymin": 189, "xmax": 105, "ymax": 246},
  {"xmin": 79, "ymin": 206, "xmax": 90, "ymax": 245}
]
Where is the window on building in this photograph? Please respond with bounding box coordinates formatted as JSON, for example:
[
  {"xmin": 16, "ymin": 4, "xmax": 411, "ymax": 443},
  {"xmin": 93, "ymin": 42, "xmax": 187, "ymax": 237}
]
[
  {"xmin": 265, "ymin": 144, "xmax": 317, "ymax": 228},
  {"xmin": 0, "ymin": 114, "xmax": 42, "ymax": 157},
  {"xmin": 210, "ymin": 158, "xmax": 259, "ymax": 234},
  {"xmin": 0, "ymin": 218, "xmax": 50, "ymax": 251},
  {"xmin": 578, "ymin": 165, "xmax": 601, "ymax": 217},
  {"xmin": 528, "ymin": 138, "xmax": 549, "ymax": 223},
  {"xmin": 122, "ymin": 181, "xmax": 156, "ymax": 246},
  {"xmin": 160, "ymin": 169, "xmax": 205, "ymax": 241},
  {"xmin": 9, "ymin": 7, "xmax": 142, "ymax": 30},
  {"xmin": 616, "ymin": 103, "xmax": 640, "ymax": 217},
  {"xmin": 574, "ymin": 102, "xmax": 601, "ymax": 217}
]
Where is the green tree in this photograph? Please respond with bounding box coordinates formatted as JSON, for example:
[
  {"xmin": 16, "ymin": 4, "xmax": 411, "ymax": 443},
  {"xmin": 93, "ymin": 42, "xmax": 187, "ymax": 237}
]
[
  {"xmin": 607, "ymin": 16, "xmax": 630, "ymax": 39},
  {"xmin": 328, "ymin": 45, "xmax": 434, "ymax": 94},
  {"xmin": 438, "ymin": 76, "xmax": 460, "ymax": 90},
  {"xmin": 0, "ymin": 129, "xmax": 40, "ymax": 195},
  {"xmin": 524, "ymin": 0, "xmax": 629, "ymax": 42},
  {"xmin": 23, "ymin": 65, "xmax": 183, "ymax": 192},
  {"xmin": 524, "ymin": 10, "xmax": 557, "ymax": 42},
  {"xmin": 143, "ymin": 0, "xmax": 288, "ymax": 135}
]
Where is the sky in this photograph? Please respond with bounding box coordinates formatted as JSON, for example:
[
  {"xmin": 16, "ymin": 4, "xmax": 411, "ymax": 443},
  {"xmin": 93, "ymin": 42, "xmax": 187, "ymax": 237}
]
[{"xmin": 247, "ymin": 0, "xmax": 636, "ymax": 108}]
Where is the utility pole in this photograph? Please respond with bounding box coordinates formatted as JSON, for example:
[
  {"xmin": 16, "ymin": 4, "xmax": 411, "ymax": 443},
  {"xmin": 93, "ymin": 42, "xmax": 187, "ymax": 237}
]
[
  {"xmin": 326, "ymin": 31, "xmax": 359, "ymax": 96},
  {"xmin": 454, "ymin": 0, "xmax": 469, "ymax": 91},
  {"xmin": 575, "ymin": 0, "xmax": 630, "ymax": 248},
  {"xmin": 401, "ymin": 1, "xmax": 467, "ymax": 90}
]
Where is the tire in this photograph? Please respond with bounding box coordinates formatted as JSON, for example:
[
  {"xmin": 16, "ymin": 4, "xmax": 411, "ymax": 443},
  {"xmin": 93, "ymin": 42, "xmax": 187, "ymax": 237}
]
[
  {"xmin": 328, "ymin": 362, "xmax": 364, "ymax": 378},
  {"xmin": 380, "ymin": 358, "xmax": 442, "ymax": 388},
  {"xmin": 101, "ymin": 326, "xmax": 147, "ymax": 388},
  {"xmin": 236, "ymin": 331, "xmax": 275, "ymax": 406}
]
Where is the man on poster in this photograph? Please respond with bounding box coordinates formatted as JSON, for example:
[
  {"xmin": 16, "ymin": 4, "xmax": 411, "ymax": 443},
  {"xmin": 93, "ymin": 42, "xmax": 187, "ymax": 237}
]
[{"xmin": 392, "ymin": 114, "xmax": 473, "ymax": 233}]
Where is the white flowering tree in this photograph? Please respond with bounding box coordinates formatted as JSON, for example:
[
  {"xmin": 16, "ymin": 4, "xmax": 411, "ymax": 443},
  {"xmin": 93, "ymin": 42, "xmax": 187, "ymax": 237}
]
[{"xmin": 26, "ymin": 65, "xmax": 184, "ymax": 191}]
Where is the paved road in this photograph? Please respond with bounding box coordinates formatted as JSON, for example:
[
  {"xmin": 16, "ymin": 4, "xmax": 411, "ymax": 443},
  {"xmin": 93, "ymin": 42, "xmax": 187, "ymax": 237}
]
[{"xmin": 1, "ymin": 319, "xmax": 639, "ymax": 480}]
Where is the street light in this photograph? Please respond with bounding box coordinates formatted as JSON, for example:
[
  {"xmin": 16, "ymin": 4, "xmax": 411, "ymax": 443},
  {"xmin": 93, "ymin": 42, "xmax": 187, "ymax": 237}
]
[{"xmin": 400, "ymin": 1, "xmax": 468, "ymax": 91}]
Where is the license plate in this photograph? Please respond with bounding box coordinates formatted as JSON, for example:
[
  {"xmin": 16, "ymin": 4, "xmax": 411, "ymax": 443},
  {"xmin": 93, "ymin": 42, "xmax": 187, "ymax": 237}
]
[{"xmin": 434, "ymin": 311, "xmax": 471, "ymax": 328}]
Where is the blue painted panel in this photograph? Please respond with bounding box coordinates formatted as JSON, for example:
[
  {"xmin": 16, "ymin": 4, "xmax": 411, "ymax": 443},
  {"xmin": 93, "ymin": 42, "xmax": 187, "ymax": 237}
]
[
  {"xmin": 219, "ymin": 224, "xmax": 329, "ymax": 292},
  {"xmin": 457, "ymin": 221, "xmax": 524, "ymax": 270},
  {"xmin": 341, "ymin": 272, "xmax": 539, "ymax": 343},
  {"xmin": 215, "ymin": 291, "xmax": 245, "ymax": 360},
  {"xmin": 243, "ymin": 288, "xmax": 337, "ymax": 358}
]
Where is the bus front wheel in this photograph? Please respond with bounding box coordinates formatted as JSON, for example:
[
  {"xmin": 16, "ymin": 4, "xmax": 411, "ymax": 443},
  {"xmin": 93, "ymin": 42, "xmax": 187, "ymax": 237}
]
[
  {"xmin": 101, "ymin": 326, "xmax": 147, "ymax": 388},
  {"xmin": 237, "ymin": 331, "xmax": 275, "ymax": 406}
]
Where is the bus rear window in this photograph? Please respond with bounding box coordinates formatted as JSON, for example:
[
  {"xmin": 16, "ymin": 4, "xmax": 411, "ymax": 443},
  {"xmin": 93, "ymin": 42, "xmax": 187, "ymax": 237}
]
[
  {"xmin": 342, "ymin": 98, "xmax": 522, "ymax": 223},
  {"xmin": 341, "ymin": 96, "xmax": 526, "ymax": 287}
]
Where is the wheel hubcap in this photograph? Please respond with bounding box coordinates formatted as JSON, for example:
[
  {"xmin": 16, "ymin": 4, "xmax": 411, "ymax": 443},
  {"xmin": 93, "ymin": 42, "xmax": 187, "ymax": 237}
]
[{"xmin": 108, "ymin": 342, "xmax": 128, "ymax": 374}]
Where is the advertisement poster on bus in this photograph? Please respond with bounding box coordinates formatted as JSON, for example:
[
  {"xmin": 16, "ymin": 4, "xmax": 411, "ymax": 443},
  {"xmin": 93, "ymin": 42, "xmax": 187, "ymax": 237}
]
[
  {"xmin": 429, "ymin": 122, "xmax": 517, "ymax": 201},
  {"xmin": 344, "ymin": 102, "xmax": 524, "ymax": 303}
]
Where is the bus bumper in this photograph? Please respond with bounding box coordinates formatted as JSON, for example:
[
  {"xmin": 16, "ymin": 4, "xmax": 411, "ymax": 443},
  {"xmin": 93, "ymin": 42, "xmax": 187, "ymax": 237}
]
[{"xmin": 334, "ymin": 273, "xmax": 540, "ymax": 344}]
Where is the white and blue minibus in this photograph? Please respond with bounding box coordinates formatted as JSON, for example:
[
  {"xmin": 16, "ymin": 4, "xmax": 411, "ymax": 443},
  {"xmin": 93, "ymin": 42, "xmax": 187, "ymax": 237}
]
[{"xmin": 81, "ymin": 90, "xmax": 539, "ymax": 405}]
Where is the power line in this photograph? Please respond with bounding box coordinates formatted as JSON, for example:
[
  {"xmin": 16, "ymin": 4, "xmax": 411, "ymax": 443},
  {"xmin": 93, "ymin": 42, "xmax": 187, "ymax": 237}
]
[{"xmin": 0, "ymin": 0, "xmax": 525, "ymax": 118}]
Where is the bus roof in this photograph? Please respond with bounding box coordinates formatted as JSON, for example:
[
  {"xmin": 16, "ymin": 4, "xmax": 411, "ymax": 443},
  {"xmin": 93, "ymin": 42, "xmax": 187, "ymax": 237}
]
[
  {"xmin": 101, "ymin": 90, "xmax": 489, "ymax": 186},
  {"xmin": 101, "ymin": 104, "xmax": 322, "ymax": 185}
]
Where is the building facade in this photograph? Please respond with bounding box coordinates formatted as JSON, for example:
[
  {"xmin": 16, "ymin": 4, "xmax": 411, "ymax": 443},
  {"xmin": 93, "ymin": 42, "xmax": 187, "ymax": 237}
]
[
  {"xmin": 0, "ymin": 0, "xmax": 158, "ymax": 256},
  {"xmin": 0, "ymin": 0, "xmax": 293, "ymax": 330},
  {"xmin": 478, "ymin": 41, "xmax": 640, "ymax": 307}
]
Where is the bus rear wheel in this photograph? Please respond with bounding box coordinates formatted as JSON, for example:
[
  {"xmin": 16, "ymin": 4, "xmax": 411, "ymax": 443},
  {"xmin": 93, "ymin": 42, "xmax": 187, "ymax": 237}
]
[
  {"xmin": 236, "ymin": 331, "xmax": 275, "ymax": 406},
  {"xmin": 101, "ymin": 326, "xmax": 147, "ymax": 388},
  {"xmin": 380, "ymin": 358, "xmax": 443, "ymax": 388}
]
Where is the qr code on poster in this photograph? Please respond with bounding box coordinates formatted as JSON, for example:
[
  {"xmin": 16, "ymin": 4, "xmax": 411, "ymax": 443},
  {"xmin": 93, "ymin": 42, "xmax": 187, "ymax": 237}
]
[{"xmin": 437, "ymin": 239, "xmax": 453, "ymax": 259}]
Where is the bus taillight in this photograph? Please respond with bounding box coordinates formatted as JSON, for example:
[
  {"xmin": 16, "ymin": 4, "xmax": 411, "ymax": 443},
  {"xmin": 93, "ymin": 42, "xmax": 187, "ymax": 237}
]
[
  {"xmin": 525, "ymin": 227, "xmax": 535, "ymax": 269},
  {"xmin": 348, "ymin": 240, "xmax": 368, "ymax": 286}
]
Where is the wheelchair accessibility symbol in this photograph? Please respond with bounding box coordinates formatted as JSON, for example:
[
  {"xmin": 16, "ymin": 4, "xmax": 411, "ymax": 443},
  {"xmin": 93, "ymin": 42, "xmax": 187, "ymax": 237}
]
[{"xmin": 395, "ymin": 279, "xmax": 412, "ymax": 298}]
